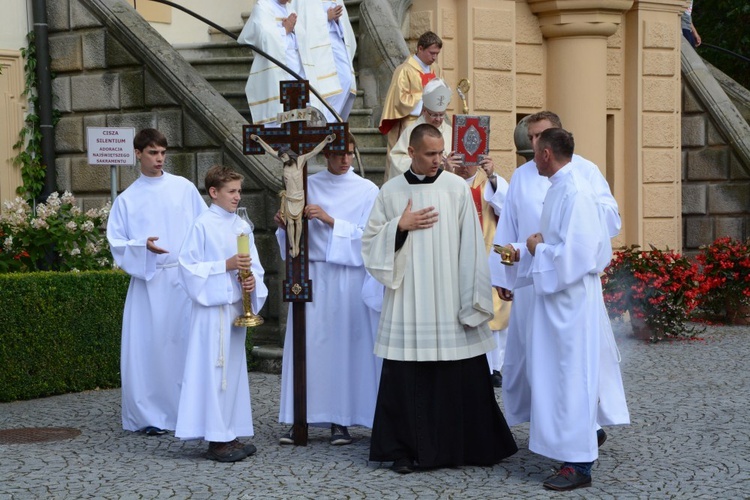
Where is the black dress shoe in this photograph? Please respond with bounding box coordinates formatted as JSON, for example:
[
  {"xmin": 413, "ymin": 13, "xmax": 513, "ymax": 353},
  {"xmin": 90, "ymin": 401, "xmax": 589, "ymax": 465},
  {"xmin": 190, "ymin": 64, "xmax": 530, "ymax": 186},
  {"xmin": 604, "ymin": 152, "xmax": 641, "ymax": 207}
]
[
  {"xmin": 597, "ymin": 429, "xmax": 607, "ymax": 447},
  {"xmin": 142, "ymin": 426, "xmax": 168, "ymax": 436},
  {"xmin": 543, "ymin": 466, "xmax": 592, "ymax": 491},
  {"xmin": 391, "ymin": 458, "xmax": 415, "ymax": 474},
  {"xmin": 491, "ymin": 370, "xmax": 503, "ymax": 388}
]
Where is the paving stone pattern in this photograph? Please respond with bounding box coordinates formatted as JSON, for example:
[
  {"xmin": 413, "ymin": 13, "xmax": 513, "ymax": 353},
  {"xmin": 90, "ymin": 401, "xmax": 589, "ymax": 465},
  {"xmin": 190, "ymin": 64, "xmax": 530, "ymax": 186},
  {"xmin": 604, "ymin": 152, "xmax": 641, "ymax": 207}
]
[{"xmin": 1, "ymin": 322, "xmax": 748, "ymax": 499}]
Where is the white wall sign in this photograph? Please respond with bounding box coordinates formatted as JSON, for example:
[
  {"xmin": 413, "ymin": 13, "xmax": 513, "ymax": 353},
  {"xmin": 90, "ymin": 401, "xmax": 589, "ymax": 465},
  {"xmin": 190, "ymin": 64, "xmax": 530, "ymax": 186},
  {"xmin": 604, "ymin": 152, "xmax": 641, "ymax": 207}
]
[{"xmin": 86, "ymin": 127, "xmax": 136, "ymax": 165}]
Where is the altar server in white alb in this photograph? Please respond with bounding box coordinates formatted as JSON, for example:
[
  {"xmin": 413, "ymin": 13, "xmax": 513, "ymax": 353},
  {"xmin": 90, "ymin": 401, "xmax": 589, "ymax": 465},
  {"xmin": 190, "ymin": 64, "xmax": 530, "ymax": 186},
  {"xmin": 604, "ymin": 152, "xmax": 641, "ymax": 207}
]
[
  {"xmin": 490, "ymin": 111, "xmax": 622, "ymax": 432},
  {"xmin": 524, "ymin": 128, "xmax": 629, "ymax": 491},
  {"xmin": 275, "ymin": 133, "xmax": 381, "ymax": 445},
  {"xmin": 238, "ymin": 0, "xmax": 326, "ymax": 125},
  {"xmin": 106, "ymin": 128, "xmax": 207, "ymax": 435},
  {"xmin": 362, "ymin": 124, "xmax": 517, "ymax": 474},
  {"xmin": 296, "ymin": 0, "xmax": 357, "ymax": 120},
  {"xmin": 176, "ymin": 165, "xmax": 268, "ymax": 463}
]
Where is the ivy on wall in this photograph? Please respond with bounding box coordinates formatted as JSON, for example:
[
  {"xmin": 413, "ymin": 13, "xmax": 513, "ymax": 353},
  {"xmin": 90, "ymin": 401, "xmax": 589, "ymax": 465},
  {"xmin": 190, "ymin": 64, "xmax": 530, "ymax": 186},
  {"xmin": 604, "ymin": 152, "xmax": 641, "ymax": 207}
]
[{"xmin": 13, "ymin": 32, "xmax": 58, "ymax": 202}]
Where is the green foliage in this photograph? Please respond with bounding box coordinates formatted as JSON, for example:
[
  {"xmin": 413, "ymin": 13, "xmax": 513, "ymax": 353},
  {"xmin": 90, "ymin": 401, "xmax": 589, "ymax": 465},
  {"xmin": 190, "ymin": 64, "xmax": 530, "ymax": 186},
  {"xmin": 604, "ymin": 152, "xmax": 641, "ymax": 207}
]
[
  {"xmin": 13, "ymin": 31, "xmax": 59, "ymax": 202},
  {"xmin": 694, "ymin": 1, "xmax": 750, "ymax": 88},
  {"xmin": 0, "ymin": 270, "xmax": 129, "ymax": 402},
  {"xmin": 0, "ymin": 192, "xmax": 113, "ymax": 272}
]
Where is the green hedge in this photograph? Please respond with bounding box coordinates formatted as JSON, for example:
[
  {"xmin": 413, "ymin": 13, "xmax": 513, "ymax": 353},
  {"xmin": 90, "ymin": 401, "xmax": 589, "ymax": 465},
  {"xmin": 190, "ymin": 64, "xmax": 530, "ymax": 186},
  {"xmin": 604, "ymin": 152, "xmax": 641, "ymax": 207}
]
[{"xmin": 0, "ymin": 270, "xmax": 129, "ymax": 402}]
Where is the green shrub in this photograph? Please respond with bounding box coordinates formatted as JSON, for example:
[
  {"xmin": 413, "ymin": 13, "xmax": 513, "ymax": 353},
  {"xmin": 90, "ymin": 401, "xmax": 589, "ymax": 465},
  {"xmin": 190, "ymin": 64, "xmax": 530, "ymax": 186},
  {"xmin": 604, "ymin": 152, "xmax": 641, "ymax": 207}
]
[{"xmin": 0, "ymin": 270, "xmax": 129, "ymax": 402}]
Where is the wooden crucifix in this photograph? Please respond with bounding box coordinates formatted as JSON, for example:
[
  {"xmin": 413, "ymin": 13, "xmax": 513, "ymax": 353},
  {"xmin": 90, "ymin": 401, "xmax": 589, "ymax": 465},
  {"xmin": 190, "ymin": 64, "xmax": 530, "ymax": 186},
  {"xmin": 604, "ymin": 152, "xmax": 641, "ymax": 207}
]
[{"xmin": 243, "ymin": 80, "xmax": 347, "ymax": 446}]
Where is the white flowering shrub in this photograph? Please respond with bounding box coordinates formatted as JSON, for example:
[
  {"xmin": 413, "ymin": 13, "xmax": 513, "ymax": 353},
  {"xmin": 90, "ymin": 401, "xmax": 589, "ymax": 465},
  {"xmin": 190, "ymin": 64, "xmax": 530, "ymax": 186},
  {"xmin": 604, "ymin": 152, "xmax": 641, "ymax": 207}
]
[{"xmin": 0, "ymin": 192, "xmax": 112, "ymax": 272}]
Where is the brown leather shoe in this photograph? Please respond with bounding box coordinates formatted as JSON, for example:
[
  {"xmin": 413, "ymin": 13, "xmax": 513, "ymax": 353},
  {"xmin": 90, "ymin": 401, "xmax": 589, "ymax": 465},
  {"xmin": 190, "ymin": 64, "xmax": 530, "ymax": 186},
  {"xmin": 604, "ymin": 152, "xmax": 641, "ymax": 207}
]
[{"xmin": 206, "ymin": 441, "xmax": 248, "ymax": 462}]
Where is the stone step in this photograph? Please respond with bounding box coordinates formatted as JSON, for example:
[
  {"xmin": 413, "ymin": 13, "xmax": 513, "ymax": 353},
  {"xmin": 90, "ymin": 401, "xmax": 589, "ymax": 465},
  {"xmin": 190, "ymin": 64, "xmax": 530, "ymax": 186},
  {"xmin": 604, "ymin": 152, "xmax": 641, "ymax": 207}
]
[
  {"xmin": 209, "ymin": 13, "xmax": 361, "ymax": 43},
  {"xmin": 174, "ymin": 41, "xmax": 250, "ymax": 60}
]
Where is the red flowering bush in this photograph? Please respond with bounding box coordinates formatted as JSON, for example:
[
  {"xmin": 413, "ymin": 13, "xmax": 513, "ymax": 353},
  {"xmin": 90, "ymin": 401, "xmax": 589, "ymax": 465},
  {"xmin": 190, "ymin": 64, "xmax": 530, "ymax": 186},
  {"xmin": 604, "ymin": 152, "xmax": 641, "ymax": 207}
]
[
  {"xmin": 696, "ymin": 237, "xmax": 750, "ymax": 321},
  {"xmin": 602, "ymin": 245, "xmax": 704, "ymax": 341}
]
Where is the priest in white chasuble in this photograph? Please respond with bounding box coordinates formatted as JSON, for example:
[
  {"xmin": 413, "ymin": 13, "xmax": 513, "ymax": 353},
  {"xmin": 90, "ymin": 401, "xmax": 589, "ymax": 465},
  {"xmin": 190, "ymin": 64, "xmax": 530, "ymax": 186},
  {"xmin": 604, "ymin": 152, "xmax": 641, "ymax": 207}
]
[
  {"xmin": 378, "ymin": 31, "xmax": 443, "ymax": 157},
  {"xmin": 238, "ymin": 0, "xmax": 326, "ymax": 125},
  {"xmin": 106, "ymin": 128, "xmax": 207, "ymax": 435},
  {"xmin": 275, "ymin": 134, "xmax": 381, "ymax": 445},
  {"xmin": 524, "ymin": 128, "xmax": 629, "ymax": 492},
  {"xmin": 362, "ymin": 124, "xmax": 517, "ymax": 474},
  {"xmin": 296, "ymin": 0, "xmax": 357, "ymax": 120}
]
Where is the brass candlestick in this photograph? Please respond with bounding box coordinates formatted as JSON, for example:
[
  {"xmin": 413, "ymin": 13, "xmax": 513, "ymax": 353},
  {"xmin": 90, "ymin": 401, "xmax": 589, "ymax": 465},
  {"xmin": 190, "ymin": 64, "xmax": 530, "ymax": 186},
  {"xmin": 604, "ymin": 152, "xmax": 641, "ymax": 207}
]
[
  {"xmin": 234, "ymin": 208, "xmax": 264, "ymax": 327},
  {"xmin": 493, "ymin": 244, "xmax": 515, "ymax": 266},
  {"xmin": 235, "ymin": 267, "xmax": 264, "ymax": 327}
]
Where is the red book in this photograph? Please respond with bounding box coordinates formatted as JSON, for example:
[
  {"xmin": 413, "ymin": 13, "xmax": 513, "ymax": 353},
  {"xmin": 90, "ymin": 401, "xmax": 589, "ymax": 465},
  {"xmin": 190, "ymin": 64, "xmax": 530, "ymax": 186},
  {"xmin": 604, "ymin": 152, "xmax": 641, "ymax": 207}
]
[{"xmin": 452, "ymin": 115, "xmax": 490, "ymax": 166}]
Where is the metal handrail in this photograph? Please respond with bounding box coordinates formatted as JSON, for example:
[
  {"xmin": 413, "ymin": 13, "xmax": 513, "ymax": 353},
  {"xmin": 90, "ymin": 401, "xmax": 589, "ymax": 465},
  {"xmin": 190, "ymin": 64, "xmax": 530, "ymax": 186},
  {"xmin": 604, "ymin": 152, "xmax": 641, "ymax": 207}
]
[
  {"xmin": 148, "ymin": 0, "xmax": 342, "ymax": 122},
  {"xmin": 700, "ymin": 43, "xmax": 750, "ymax": 65}
]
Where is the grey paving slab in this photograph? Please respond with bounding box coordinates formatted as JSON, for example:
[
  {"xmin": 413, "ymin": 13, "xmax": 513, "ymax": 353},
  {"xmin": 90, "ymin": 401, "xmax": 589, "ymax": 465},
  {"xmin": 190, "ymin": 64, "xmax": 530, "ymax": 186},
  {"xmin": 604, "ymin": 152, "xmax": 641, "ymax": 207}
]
[{"xmin": 1, "ymin": 322, "xmax": 748, "ymax": 499}]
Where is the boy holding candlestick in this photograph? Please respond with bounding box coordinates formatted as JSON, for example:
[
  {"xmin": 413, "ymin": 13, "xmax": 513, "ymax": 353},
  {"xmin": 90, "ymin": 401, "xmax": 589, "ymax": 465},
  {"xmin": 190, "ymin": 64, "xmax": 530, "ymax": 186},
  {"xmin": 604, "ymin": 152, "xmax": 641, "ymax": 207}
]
[{"xmin": 176, "ymin": 165, "xmax": 268, "ymax": 462}]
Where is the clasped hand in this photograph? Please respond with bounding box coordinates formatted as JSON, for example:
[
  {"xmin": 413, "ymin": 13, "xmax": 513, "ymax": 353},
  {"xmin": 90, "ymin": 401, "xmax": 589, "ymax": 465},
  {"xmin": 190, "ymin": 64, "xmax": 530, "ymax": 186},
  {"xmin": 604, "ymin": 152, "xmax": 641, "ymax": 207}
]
[
  {"xmin": 327, "ymin": 5, "xmax": 343, "ymax": 21},
  {"xmin": 282, "ymin": 13, "xmax": 297, "ymax": 34}
]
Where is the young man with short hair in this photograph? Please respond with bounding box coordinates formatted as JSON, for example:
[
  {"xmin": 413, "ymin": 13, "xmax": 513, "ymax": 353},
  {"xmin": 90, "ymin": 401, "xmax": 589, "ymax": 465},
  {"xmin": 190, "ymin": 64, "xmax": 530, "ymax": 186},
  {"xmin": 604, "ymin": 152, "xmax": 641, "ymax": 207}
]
[{"xmin": 107, "ymin": 128, "xmax": 207, "ymax": 435}]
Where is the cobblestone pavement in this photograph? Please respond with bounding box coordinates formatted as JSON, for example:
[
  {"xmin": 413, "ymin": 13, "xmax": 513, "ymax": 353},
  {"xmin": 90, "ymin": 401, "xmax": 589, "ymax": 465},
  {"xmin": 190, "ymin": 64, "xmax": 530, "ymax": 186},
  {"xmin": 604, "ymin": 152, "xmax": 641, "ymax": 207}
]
[{"xmin": 1, "ymin": 322, "xmax": 748, "ymax": 499}]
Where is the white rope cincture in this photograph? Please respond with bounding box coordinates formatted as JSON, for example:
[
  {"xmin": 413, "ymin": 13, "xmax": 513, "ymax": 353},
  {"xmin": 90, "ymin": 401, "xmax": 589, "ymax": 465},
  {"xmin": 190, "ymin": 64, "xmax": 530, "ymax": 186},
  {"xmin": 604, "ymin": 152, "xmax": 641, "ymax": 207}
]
[{"xmin": 217, "ymin": 305, "xmax": 227, "ymax": 391}]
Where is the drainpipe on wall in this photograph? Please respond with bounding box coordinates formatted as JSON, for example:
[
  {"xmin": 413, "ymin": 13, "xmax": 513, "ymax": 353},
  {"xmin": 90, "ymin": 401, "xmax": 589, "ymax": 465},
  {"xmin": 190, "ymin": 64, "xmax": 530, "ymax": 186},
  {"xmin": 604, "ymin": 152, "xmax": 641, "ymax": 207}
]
[{"xmin": 31, "ymin": 0, "xmax": 56, "ymax": 198}]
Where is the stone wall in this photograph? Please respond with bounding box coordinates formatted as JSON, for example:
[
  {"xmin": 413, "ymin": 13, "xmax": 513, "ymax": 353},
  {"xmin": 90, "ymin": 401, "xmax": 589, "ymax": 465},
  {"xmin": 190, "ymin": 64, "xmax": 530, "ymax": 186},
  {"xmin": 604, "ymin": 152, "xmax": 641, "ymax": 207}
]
[
  {"xmin": 681, "ymin": 80, "xmax": 750, "ymax": 253},
  {"xmin": 47, "ymin": 0, "xmax": 284, "ymax": 346}
]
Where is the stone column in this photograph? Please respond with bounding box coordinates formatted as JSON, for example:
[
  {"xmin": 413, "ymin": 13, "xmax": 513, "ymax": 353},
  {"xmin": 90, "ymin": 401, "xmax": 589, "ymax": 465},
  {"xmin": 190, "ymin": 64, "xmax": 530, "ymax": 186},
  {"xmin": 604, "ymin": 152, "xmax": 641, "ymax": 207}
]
[
  {"xmin": 528, "ymin": 0, "xmax": 633, "ymax": 170},
  {"xmin": 623, "ymin": 0, "xmax": 686, "ymax": 249}
]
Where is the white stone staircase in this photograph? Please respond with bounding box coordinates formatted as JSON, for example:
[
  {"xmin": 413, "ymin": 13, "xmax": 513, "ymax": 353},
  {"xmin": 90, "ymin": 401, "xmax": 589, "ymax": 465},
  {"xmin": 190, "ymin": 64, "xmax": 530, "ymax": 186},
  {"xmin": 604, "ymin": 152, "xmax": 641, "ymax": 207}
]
[{"xmin": 173, "ymin": 0, "xmax": 387, "ymax": 184}]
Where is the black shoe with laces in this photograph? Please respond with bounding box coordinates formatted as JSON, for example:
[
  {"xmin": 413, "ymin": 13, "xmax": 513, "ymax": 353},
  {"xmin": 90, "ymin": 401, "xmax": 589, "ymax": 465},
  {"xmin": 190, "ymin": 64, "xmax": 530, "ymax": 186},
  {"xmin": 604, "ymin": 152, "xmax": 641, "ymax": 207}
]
[
  {"xmin": 543, "ymin": 466, "xmax": 592, "ymax": 491},
  {"xmin": 279, "ymin": 427, "xmax": 294, "ymax": 445},
  {"xmin": 330, "ymin": 424, "xmax": 353, "ymax": 445}
]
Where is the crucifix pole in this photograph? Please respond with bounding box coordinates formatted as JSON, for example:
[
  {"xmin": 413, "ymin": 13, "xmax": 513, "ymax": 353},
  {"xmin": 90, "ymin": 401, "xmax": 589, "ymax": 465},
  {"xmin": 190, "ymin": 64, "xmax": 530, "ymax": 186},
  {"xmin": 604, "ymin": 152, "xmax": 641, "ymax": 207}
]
[{"xmin": 243, "ymin": 81, "xmax": 347, "ymax": 445}]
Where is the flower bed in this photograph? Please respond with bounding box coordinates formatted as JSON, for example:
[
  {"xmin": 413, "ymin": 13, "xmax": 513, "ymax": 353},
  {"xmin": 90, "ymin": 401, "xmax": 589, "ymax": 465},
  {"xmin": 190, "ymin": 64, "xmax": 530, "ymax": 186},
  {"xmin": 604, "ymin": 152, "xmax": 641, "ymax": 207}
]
[
  {"xmin": 0, "ymin": 192, "xmax": 112, "ymax": 273},
  {"xmin": 696, "ymin": 237, "xmax": 750, "ymax": 324},
  {"xmin": 602, "ymin": 245, "xmax": 704, "ymax": 341}
]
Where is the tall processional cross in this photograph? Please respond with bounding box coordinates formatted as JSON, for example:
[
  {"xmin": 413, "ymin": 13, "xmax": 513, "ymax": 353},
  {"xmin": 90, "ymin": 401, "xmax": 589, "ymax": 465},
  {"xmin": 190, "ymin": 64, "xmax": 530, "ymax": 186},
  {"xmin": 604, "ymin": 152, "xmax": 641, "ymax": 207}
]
[{"xmin": 243, "ymin": 81, "xmax": 347, "ymax": 445}]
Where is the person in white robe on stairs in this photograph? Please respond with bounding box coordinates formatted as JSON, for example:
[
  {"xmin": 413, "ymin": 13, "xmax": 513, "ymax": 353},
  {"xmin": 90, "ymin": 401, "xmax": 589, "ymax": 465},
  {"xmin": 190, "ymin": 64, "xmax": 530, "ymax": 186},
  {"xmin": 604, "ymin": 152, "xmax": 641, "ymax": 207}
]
[
  {"xmin": 238, "ymin": 0, "xmax": 329, "ymax": 125},
  {"xmin": 176, "ymin": 165, "xmax": 268, "ymax": 463},
  {"xmin": 275, "ymin": 133, "xmax": 381, "ymax": 445},
  {"xmin": 106, "ymin": 128, "xmax": 207, "ymax": 436},
  {"xmin": 296, "ymin": 0, "xmax": 357, "ymax": 120}
]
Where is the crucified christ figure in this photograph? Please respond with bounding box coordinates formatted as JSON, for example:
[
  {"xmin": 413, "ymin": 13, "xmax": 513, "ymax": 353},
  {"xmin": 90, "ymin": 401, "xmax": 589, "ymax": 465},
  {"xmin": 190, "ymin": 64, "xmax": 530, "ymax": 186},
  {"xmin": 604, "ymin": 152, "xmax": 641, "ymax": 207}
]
[{"xmin": 250, "ymin": 133, "xmax": 336, "ymax": 258}]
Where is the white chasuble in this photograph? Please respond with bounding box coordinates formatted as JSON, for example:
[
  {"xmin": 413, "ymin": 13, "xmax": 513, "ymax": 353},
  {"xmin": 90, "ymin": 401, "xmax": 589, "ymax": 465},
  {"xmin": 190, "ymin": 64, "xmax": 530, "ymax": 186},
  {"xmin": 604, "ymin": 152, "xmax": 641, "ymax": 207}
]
[
  {"xmin": 527, "ymin": 165, "xmax": 629, "ymax": 463},
  {"xmin": 107, "ymin": 172, "xmax": 207, "ymax": 432},
  {"xmin": 277, "ymin": 168, "xmax": 381, "ymax": 427},
  {"xmin": 238, "ymin": 0, "xmax": 325, "ymax": 125},
  {"xmin": 296, "ymin": 0, "xmax": 357, "ymax": 119},
  {"xmin": 362, "ymin": 171, "xmax": 496, "ymax": 362},
  {"xmin": 175, "ymin": 204, "xmax": 268, "ymax": 442}
]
